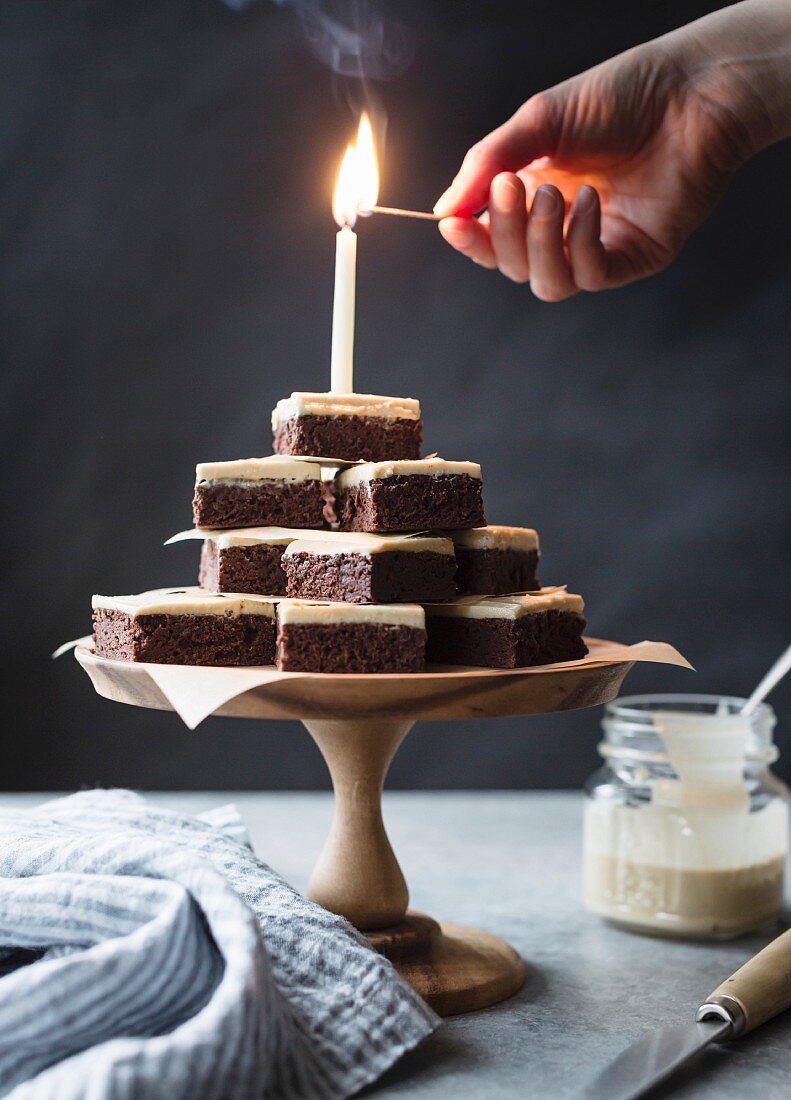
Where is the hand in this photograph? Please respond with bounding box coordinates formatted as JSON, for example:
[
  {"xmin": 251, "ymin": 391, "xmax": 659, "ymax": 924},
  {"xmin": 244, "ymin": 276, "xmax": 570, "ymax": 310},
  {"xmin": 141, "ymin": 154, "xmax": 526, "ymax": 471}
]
[{"xmin": 434, "ymin": 1, "xmax": 791, "ymax": 300}]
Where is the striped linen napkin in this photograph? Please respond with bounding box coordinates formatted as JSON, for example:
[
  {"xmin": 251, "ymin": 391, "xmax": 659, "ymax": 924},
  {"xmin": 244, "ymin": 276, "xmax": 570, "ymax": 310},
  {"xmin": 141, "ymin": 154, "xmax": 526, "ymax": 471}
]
[{"xmin": 0, "ymin": 790, "xmax": 437, "ymax": 1099}]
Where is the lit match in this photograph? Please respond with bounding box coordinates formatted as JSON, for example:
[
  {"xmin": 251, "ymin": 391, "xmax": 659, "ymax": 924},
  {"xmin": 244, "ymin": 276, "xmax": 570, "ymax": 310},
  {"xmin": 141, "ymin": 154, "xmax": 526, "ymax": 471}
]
[{"xmin": 361, "ymin": 205, "xmax": 440, "ymax": 221}]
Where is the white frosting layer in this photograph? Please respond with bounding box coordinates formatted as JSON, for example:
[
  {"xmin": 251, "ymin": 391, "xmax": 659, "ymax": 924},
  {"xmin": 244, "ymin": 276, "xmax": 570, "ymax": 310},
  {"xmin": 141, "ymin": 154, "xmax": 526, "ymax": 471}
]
[
  {"xmin": 93, "ymin": 586, "xmax": 276, "ymax": 618},
  {"xmin": 451, "ymin": 525, "xmax": 538, "ymax": 552},
  {"xmin": 195, "ymin": 456, "xmax": 321, "ymax": 483},
  {"xmin": 292, "ymin": 455, "xmax": 364, "ymax": 470},
  {"xmin": 272, "ymin": 392, "xmax": 420, "ymax": 428},
  {"xmin": 278, "ymin": 599, "xmax": 425, "ymax": 628},
  {"xmin": 283, "ymin": 533, "xmax": 454, "ymax": 558},
  {"xmin": 165, "ymin": 528, "xmax": 452, "ymax": 555},
  {"xmin": 423, "ymin": 588, "xmax": 583, "ymax": 620},
  {"xmin": 167, "ymin": 526, "xmax": 310, "ymax": 549},
  {"xmin": 337, "ymin": 458, "xmax": 482, "ymax": 489}
]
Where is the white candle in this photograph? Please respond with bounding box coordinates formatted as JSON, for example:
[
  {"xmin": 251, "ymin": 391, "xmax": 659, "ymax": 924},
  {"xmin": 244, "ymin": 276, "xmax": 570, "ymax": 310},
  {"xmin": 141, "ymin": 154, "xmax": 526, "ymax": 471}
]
[
  {"xmin": 330, "ymin": 224, "xmax": 356, "ymax": 393},
  {"xmin": 329, "ymin": 113, "xmax": 379, "ymax": 396}
]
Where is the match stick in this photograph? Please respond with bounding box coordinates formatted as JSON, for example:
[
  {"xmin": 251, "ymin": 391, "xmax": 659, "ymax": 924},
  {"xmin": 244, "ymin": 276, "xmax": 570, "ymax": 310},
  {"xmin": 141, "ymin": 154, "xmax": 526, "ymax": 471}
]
[{"xmin": 363, "ymin": 205, "xmax": 440, "ymax": 221}]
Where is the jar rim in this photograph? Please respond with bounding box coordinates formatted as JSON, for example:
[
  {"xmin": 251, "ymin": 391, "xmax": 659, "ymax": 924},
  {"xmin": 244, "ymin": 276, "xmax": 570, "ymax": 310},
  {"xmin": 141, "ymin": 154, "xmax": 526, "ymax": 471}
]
[
  {"xmin": 601, "ymin": 693, "xmax": 778, "ymax": 766},
  {"xmin": 606, "ymin": 693, "xmax": 776, "ymax": 724}
]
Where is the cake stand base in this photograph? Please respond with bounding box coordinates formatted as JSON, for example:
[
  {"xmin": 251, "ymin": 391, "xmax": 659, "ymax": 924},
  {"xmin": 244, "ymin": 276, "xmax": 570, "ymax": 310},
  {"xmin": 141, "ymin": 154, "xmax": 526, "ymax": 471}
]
[
  {"xmin": 302, "ymin": 717, "xmax": 529, "ymax": 1014},
  {"xmin": 76, "ymin": 640, "xmax": 637, "ymax": 1016},
  {"xmin": 367, "ymin": 911, "xmax": 525, "ymax": 1016}
]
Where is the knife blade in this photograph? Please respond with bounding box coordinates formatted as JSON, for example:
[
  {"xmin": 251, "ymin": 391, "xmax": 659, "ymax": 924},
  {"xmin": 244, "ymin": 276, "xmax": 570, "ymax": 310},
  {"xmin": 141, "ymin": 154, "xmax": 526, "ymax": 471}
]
[
  {"xmin": 574, "ymin": 1018, "xmax": 730, "ymax": 1100},
  {"xmin": 575, "ymin": 924, "xmax": 791, "ymax": 1100}
]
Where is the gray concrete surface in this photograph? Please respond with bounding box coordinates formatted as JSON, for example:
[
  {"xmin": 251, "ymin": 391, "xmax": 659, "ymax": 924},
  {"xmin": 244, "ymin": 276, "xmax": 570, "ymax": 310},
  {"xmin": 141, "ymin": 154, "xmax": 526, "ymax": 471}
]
[{"xmin": 2, "ymin": 791, "xmax": 788, "ymax": 1098}]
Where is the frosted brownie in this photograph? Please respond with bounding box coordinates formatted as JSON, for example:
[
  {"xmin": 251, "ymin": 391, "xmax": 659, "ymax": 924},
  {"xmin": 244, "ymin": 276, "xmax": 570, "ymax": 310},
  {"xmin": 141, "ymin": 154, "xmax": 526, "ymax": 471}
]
[
  {"xmin": 277, "ymin": 600, "xmax": 426, "ymax": 673},
  {"xmin": 335, "ymin": 458, "xmax": 485, "ymax": 532},
  {"xmin": 272, "ymin": 392, "xmax": 422, "ymax": 462},
  {"xmin": 451, "ymin": 526, "xmax": 540, "ymax": 595},
  {"xmin": 192, "ymin": 456, "xmax": 324, "ymax": 529},
  {"xmin": 92, "ymin": 588, "xmax": 276, "ymax": 665},
  {"xmin": 282, "ymin": 533, "xmax": 457, "ymax": 604},
  {"xmin": 166, "ymin": 526, "xmax": 300, "ymax": 595},
  {"xmin": 194, "ymin": 527, "xmax": 308, "ymax": 595},
  {"xmin": 424, "ymin": 588, "xmax": 587, "ymax": 669}
]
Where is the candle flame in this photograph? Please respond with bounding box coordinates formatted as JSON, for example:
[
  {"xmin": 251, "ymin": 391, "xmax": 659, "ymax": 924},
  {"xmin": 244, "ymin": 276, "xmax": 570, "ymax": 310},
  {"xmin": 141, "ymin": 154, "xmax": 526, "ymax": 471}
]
[{"xmin": 332, "ymin": 112, "xmax": 379, "ymax": 228}]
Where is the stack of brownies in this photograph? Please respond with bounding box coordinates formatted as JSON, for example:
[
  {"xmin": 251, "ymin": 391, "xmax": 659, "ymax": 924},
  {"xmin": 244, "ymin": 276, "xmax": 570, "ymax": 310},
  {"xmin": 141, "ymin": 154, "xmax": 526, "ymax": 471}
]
[{"xmin": 92, "ymin": 392, "xmax": 588, "ymax": 673}]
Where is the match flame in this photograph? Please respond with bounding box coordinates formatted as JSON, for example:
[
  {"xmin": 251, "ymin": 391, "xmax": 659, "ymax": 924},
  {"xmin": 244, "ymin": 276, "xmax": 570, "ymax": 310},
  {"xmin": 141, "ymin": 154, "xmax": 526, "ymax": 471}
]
[{"xmin": 332, "ymin": 112, "xmax": 379, "ymax": 227}]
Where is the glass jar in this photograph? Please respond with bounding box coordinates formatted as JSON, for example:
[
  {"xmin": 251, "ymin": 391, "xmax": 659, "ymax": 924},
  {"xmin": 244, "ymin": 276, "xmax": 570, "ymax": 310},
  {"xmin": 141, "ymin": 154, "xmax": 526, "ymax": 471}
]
[{"xmin": 583, "ymin": 694, "xmax": 788, "ymax": 939}]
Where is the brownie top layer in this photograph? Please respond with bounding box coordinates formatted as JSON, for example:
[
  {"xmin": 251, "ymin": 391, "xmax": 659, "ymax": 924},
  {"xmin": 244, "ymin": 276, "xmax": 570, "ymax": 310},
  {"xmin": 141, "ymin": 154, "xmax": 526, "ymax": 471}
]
[
  {"xmin": 451, "ymin": 525, "xmax": 539, "ymax": 552},
  {"xmin": 337, "ymin": 457, "xmax": 482, "ymax": 488},
  {"xmin": 272, "ymin": 391, "xmax": 420, "ymax": 428},
  {"xmin": 424, "ymin": 587, "xmax": 584, "ymax": 620},
  {"xmin": 92, "ymin": 586, "xmax": 276, "ymax": 618},
  {"xmin": 283, "ymin": 533, "xmax": 455, "ymax": 558},
  {"xmin": 195, "ymin": 455, "xmax": 321, "ymax": 483},
  {"xmin": 166, "ymin": 525, "xmax": 312, "ymax": 549},
  {"xmin": 278, "ymin": 598, "xmax": 425, "ymax": 628}
]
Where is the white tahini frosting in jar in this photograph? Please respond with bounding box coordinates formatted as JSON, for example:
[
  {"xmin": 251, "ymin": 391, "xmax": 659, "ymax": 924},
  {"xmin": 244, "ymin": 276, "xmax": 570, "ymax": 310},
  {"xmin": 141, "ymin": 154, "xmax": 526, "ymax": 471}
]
[{"xmin": 583, "ymin": 707, "xmax": 787, "ymax": 938}]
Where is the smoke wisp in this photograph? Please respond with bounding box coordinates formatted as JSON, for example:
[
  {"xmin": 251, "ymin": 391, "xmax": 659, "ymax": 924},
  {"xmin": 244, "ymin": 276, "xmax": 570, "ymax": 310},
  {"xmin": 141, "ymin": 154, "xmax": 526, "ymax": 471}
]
[{"xmin": 225, "ymin": 0, "xmax": 414, "ymax": 81}]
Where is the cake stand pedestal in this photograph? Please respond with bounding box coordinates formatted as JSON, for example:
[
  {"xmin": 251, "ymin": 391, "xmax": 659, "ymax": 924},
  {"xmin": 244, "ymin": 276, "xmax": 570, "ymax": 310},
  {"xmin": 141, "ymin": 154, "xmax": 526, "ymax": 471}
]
[{"xmin": 75, "ymin": 640, "xmax": 633, "ymax": 1015}]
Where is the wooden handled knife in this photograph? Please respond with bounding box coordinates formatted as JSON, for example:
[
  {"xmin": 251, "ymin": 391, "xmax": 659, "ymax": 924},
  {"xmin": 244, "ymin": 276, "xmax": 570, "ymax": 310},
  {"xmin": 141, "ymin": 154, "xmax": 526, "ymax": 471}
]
[{"xmin": 576, "ymin": 926, "xmax": 791, "ymax": 1100}]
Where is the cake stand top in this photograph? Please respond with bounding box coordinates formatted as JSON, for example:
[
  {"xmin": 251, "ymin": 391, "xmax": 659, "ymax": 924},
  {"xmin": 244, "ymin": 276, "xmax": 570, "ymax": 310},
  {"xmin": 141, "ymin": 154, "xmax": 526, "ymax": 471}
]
[{"xmin": 75, "ymin": 638, "xmax": 635, "ymax": 724}]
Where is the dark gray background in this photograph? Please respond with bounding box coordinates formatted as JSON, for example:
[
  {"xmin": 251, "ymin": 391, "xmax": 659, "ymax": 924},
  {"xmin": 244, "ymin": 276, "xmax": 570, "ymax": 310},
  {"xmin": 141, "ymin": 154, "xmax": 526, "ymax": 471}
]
[{"xmin": 2, "ymin": 0, "xmax": 789, "ymax": 790}]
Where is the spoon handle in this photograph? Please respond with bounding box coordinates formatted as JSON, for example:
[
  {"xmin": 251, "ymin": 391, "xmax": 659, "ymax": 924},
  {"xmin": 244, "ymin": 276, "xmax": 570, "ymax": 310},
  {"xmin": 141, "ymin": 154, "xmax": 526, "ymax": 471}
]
[{"xmin": 741, "ymin": 643, "xmax": 791, "ymax": 716}]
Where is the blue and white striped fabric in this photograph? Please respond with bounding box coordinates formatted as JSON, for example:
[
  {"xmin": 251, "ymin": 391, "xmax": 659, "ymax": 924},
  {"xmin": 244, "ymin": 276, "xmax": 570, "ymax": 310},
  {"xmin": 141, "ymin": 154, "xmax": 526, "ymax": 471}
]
[{"xmin": 0, "ymin": 790, "xmax": 437, "ymax": 1099}]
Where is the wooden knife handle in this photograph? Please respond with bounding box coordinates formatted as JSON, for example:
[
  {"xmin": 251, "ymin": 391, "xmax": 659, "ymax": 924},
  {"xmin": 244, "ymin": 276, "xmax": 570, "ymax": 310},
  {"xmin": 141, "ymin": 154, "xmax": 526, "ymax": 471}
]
[{"xmin": 700, "ymin": 927, "xmax": 791, "ymax": 1037}]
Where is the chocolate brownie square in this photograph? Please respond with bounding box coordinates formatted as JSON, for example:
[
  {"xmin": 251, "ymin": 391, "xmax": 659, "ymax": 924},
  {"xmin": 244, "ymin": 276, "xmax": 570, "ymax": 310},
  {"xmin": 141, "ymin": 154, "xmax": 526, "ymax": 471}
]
[
  {"xmin": 192, "ymin": 527, "xmax": 313, "ymax": 595},
  {"xmin": 92, "ymin": 588, "xmax": 277, "ymax": 666},
  {"xmin": 282, "ymin": 533, "xmax": 457, "ymax": 604},
  {"xmin": 451, "ymin": 526, "xmax": 540, "ymax": 595},
  {"xmin": 199, "ymin": 539, "xmax": 284, "ymax": 596},
  {"xmin": 424, "ymin": 589, "xmax": 587, "ymax": 669},
  {"xmin": 192, "ymin": 456, "xmax": 325, "ymax": 529},
  {"xmin": 335, "ymin": 458, "xmax": 485, "ymax": 532},
  {"xmin": 272, "ymin": 392, "xmax": 422, "ymax": 462},
  {"xmin": 277, "ymin": 599, "xmax": 426, "ymax": 673}
]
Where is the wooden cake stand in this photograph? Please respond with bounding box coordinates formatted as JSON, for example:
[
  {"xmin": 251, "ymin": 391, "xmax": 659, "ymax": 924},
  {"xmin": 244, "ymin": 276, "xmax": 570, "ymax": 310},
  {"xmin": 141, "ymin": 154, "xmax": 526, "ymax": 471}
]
[{"xmin": 75, "ymin": 639, "xmax": 633, "ymax": 1016}]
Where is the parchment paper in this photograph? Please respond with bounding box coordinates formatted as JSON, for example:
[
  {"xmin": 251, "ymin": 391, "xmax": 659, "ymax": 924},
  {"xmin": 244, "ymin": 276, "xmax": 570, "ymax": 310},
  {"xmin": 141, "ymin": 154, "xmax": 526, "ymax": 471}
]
[{"xmin": 62, "ymin": 637, "xmax": 693, "ymax": 730}]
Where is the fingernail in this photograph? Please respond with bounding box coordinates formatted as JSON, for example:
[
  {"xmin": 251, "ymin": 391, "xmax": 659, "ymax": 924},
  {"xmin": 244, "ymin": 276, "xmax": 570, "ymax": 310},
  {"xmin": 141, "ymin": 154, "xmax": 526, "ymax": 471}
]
[
  {"xmin": 572, "ymin": 185, "xmax": 596, "ymax": 215},
  {"xmin": 433, "ymin": 186, "xmax": 458, "ymax": 216},
  {"xmin": 493, "ymin": 175, "xmax": 520, "ymax": 213},
  {"xmin": 532, "ymin": 186, "xmax": 559, "ymax": 217}
]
